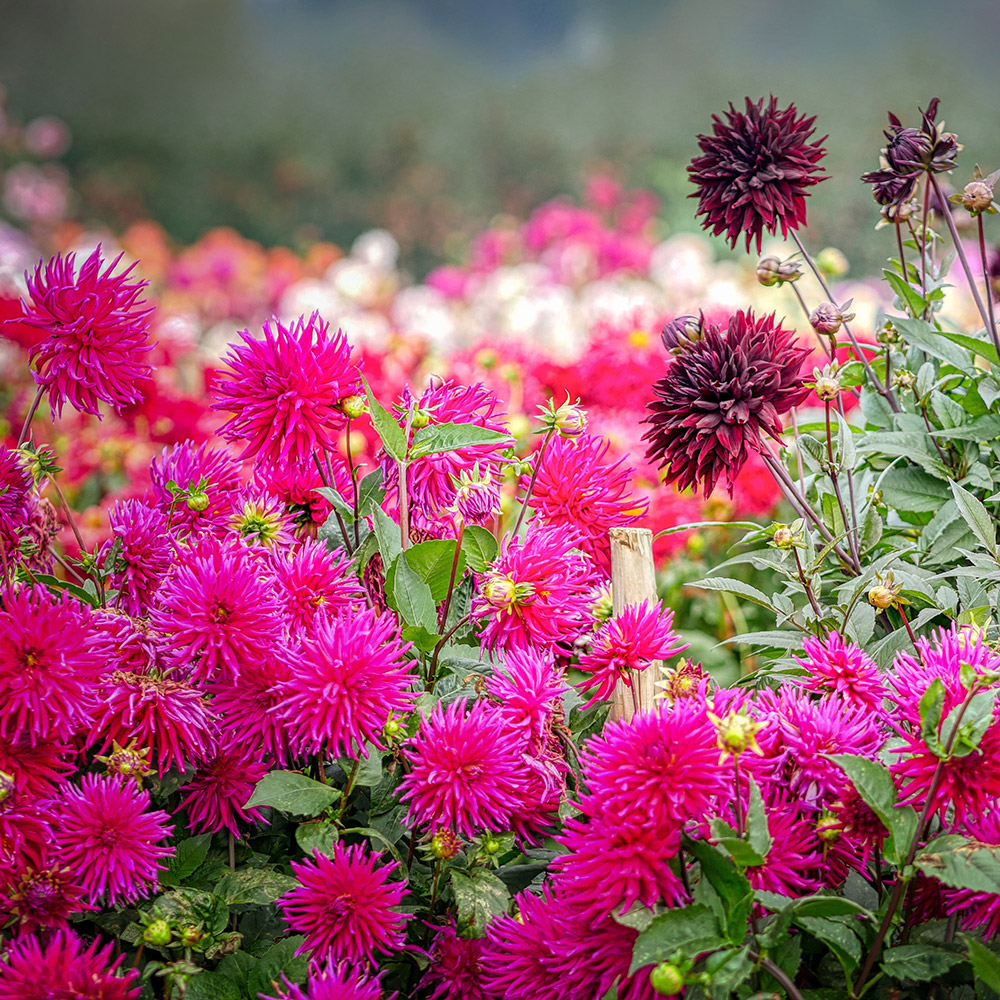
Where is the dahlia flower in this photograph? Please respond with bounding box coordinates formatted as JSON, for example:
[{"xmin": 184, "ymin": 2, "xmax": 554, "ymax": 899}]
[
  {"xmin": 399, "ymin": 698, "xmax": 523, "ymax": 838},
  {"xmin": 689, "ymin": 96, "xmax": 826, "ymax": 252},
  {"xmin": 278, "ymin": 607, "xmax": 414, "ymax": 760},
  {"xmin": 278, "ymin": 844, "xmax": 409, "ymax": 962},
  {"xmin": 103, "ymin": 498, "xmax": 172, "ymax": 615},
  {"xmin": 19, "ymin": 246, "xmax": 155, "ymax": 417},
  {"xmin": 149, "ymin": 439, "xmax": 241, "ymax": 538},
  {"xmin": 0, "ymin": 445, "xmax": 32, "ymax": 529},
  {"xmin": 91, "ymin": 609, "xmax": 155, "ymax": 673},
  {"xmin": 89, "ymin": 669, "xmax": 215, "ymax": 775},
  {"xmin": 424, "ymin": 920, "xmax": 489, "ymax": 1000},
  {"xmin": 473, "ymin": 523, "xmax": 597, "ymax": 651},
  {"xmin": 150, "ymin": 536, "xmax": 285, "ymax": 683},
  {"xmin": 0, "ymin": 928, "xmax": 140, "ymax": 1000},
  {"xmin": 260, "ymin": 957, "xmax": 389, "ymax": 1000},
  {"xmin": 227, "ymin": 489, "xmax": 297, "ymax": 551},
  {"xmin": 644, "ymin": 309, "xmax": 810, "ymax": 496},
  {"xmin": 795, "ymin": 630, "xmax": 887, "ymax": 712},
  {"xmin": 177, "ymin": 745, "xmax": 269, "ymax": 837},
  {"xmin": 271, "ymin": 539, "xmax": 365, "ymax": 631},
  {"xmin": 577, "ymin": 599, "xmax": 687, "ymax": 707},
  {"xmin": 0, "ymin": 585, "xmax": 105, "ymax": 744},
  {"xmin": 739, "ymin": 797, "xmax": 824, "ymax": 896},
  {"xmin": 212, "ymin": 312, "xmax": 362, "ymax": 470},
  {"xmin": 522, "ymin": 432, "xmax": 648, "ymax": 571},
  {"xmin": 55, "ymin": 774, "xmax": 173, "ymax": 906},
  {"xmin": 0, "ymin": 858, "xmax": 90, "ymax": 933},
  {"xmin": 487, "ymin": 645, "xmax": 564, "ymax": 747},
  {"xmin": 210, "ymin": 655, "xmax": 292, "ymax": 762},
  {"xmin": 0, "ymin": 733, "xmax": 72, "ymax": 798}
]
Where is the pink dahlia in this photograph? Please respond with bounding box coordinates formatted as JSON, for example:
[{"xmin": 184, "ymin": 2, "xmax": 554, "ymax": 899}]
[
  {"xmin": 255, "ymin": 460, "xmax": 350, "ymax": 529},
  {"xmin": 0, "ymin": 858, "xmax": 90, "ymax": 933},
  {"xmin": 103, "ymin": 499, "xmax": 172, "ymax": 615},
  {"xmin": 473, "ymin": 523, "xmax": 597, "ymax": 652},
  {"xmin": 278, "ymin": 844, "xmax": 409, "ymax": 962},
  {"xmin": 271, "ymin": 539, "xmax": 365, "ymax": 631},
  {"xmin": 644, "ymin": 309, "xmax": 810, "ymax": 497},
  {"xmin": 150, "ymin": 536, "xmax": 285, "ymax": 684},
  {"xmin": 177, "ymin": 745, "xmax": 268, "ymax": 837},
  {"xmin": 487, "ymin": 645, "xmax": 564, "ymax": 748},
  {"xmin": 0, "ymin": 585, "xmax": 105, "ymax": 744},
  {"xmin": 279, "ymin": 607, "xmax": 414, "ymax": 759},
  {"xmin": 739, "ymin": 797, "xmax": 824, "ymax": 896},
  {"xmin": 212, "ymin": 312, "xmax": 363, "ymax": 471},
  {"xmin": 399, "ymin": 699, "xmax": 523, "ymax": 838},
  {"xmin": 89, "ymin": 669, "xmax": 215, "ymax": 776},
  {"xmin": 579, "ymin": 700, "xmax": 729, "ymax": 831},
  {"xmin": 19, "ymin": 246, "xmax": 155, "ymax": 417},
  {"xmin": 522, "ymin": 432, "xmax": 648, "ymax": 572},
  {"xmin": 91, "ymin": 609, "xmax": 155, "ymax": 673},
  {"xmin": 149, "ymin": 439, "xmax": 241, "ymax": 538},
  {"xmin": 260, "ymin": 957, "xmax": 388, "ymax": 1000},
  {"xmin": 0, "ymin": 445, "xmax": 32, "ymax": 527},
  {"xmin": 689, "ymin": 96, "xmax": 826, "ymax": 252},
  {"xmin": 577, "ymin": 600, "xmax": 687, "ymax": 707},
  {"xmin": 210, "ymin": 655, "xmax": 292, "ymax": 762},
  {"xmin": 944, "ymin": 810, "xmax": 1000, "ymax": 940},
  {"xmin": 0, "ymin": 928, "xmax": 140, "ymax": 1000},
  {"xmin": 424, "ymin": 920, "xmax": 489, "ymax": 1000},
  {"xmin": 381, "ymin": 379, "xmax": 512, "ymax": 535},
  {"xmin": 54, "ymin": 774, "xmax": 173, "ymax": 906},
  {"xmin": 0, "ymin": 733, "xmax": 72, "ymax": 798},
  {"xmin": 227, "ymin": 489, "xmax": 297, "ymax": 551},
  {"xmin": 794, "ymin": 631, "xmax": 886, "ymax": 712}
]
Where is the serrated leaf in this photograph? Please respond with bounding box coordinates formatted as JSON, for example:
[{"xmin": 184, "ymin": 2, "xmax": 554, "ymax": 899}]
[
  {"xmin": 882, "ymin": 943, "xmax": 964, "ymax": 982},
  {"xmin": 685, "ymin": 837, "xmax": 753, "ymax": 946},
  {"xmin": 216, "ymin": 867, "xmax": 299, "ymax": 906},
  {"xmin": 451, "ymin": 869, "xmax": 510, "ymax": 938},
  {"xmin": 692, "ymin": 576, "xmax": 774, "ymax": 611},
  {"xmin": 372, "ymin": 507, "xmax": 403, "ymax": 566},
  {"xmin": 629, "ymin": 903, "xmax": 727, "ymax": 974},
  {"xmin": 884, "ymin": 270, "xmax": 930, "ymax": 318},
  {"xmin": 248, "ymin": 937, "xmax": 308, "ymax": 999},
  {"xmin": 390, "ymin": 553, "xmax": 438, "ymax": 632},
  {"xmin": 184, "ymin": 972, "xmax": 243, "ymax": 1000},
  {"xmin": 745, "ymin": 776, "xmax": 772, "ymax": 860},
  {"xmin": 916, "ymin": 835, "xmax": 1000, "ymax": 893},
  {"xmin": 404, "ymin": 539, "xmax": 466, "ymax": 602},
  {"xmin": 316, "ymin": 486, "xmax": 354, "ymax": 521},
  {"xmin": 462, "ymin": 524, "xmax": 499, "ymax": 573},
  {"xmin": 161, "ymin": 834, "xmax": 213, "ymax": 887},
  {"xmin": 964, "ymin": 935, "xmax": 1000, "ymax": 993},
  {"xmin": 796, "ymin": 915, "xmax": 862, "ymax": 978},
  {"xmin": 409, "ymin": 422, "xmax": 513, "ymax": 458},
  {"xmin": 244, "ymin": 771, "xmax": 340, "ymax": 817},
  {"xmin": 894, "ymin": 316, "xmax": 972, "ymax": 368},
  {"xmin": 950, "ymin": 481, "xmax": 998, "ymax": 560},
  {"xmin": 919, "ymin": 678, "xmax": 947, "ymax": 757},
  {"xmin": 295, "ymin": 822, "xmax": 339, "ymax": 858},
  {"xmin": 357, "ymin": 467, "xmax": 385, "ymax": 515},
  {"xmin": 880, "ymin": 467, "xmax": 952, "ymax": 513},
  {"xmin": 364, "ymin": 381, "xmax": 407, "ymax": 461}
]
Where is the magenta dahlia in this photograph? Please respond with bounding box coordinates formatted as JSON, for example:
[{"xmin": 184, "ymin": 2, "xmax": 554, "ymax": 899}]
[
  {"xmin": 227, "ymin": 489, "xmax": 297, "ymax": 551},
  {"xmin": 278, "ymin": 607, "xmax": 414, "ymax": 760},
  {"xmin": 0, "ymin": 858, "xmax": 90, "ymax": 933},
  {"xmin": 260, "ymin": 957, "xmax": 389, "ymax": 1000},
  {"xmin": 177, "ymin": 745, "xmax": 268, "ymax": 837},
  {"xmin": 0, "ymin": 585, "xmax": 105, "ymax": 744},
  {"xmin": 277, "ymin": 843, "xmax": 409, "ymax": 962},
  {"xmin": 794, "ymin": 630, "xmax": 887, "ymax": 712},
  {"xmin": 398, "ymin": 698, "xmax": 523, "ymax": 838},
  {"xmin": 0, "ymin": 445, "xmax": 32, "ymax": 527},
  {"xmin": 211, "ymin": 312, "xmax": 363, "ymax": 471},
  {"xmin": 54, "ymin": 774, "xmax": 173, "ymax": 906},
  {"xmin": 0, "ymin": 928, "xmax": 140, "ymax": 1000},
  {"xmin": 210, "ymin": 655, "xmax": 292, "ymax": 762},
  {"xmin": 149, "ymin": 438, "xmax": 241, "ymax": 538},
  {"xmin": 271, "ymin": 539, "xmax": 365, "ymax": 631},
  {"xmin": 473, "ymin": 523, "xmax": 597, "ymax": 652},
  {"xmin": 0, "ymin": 733, "xmax": 72, "ymax": 798},
  {"xmin": 487, "ymin": 645, "xmax": 564, "ymax": 748},
  {"xmin": 577, "ymin": 599, "xmax": 687, "ymax": 707},
  {"xmin": 522, "ymin": 432, "xmax": 648, "ymax": 572},
  {"xmin": 424, "ymin": 920, "xmax": 489, "ymax": 1000},
  {"xmin": 103, "ymin": 499, "xmax": 172, "ymax": 615},
  {"xmin": 19, "ymin": 246, "xmax": 155, "ymax": 417},
  {"xmin": 150, "ymin": 536, "xmax": 285, "ymax": 683},
  {"xmin": 689, "ymin": 96, "xmax": 826, "ymax": 252},
  {"xmin": 739, "ymin": 797, "xmax": 824, "ymax": 896},
  {"xmin": 644, "ymin": 309, "xmax": 810, "ymax": 496}
]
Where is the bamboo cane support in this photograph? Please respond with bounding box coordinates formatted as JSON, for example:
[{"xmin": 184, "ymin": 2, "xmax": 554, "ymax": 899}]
[{"xmin": 608, "ymin": 526, "xmax": 660, "ymax": 722}]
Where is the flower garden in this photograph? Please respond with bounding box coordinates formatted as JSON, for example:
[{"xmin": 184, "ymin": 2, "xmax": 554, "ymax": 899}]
[{"xmin": 4, "ymin": 88, "xmax": 1000, "ymax": 1000}]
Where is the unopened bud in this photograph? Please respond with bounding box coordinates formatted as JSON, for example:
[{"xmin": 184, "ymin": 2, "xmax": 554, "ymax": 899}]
[
  {"xmin": 816, "ymin": 812, "xmax": 843, "ymax": 844},
  {"xmin": 484, "ymin": 837, "xmax": 501, "ymax": 855},
  {"xmin": 649, "ymin": 962, "xmax": 686, "ymax": 996},
  {"xmin": 339, "ymin": 394, "xmax": 366, "ymax": 420},
  {"xmin": 961, "ymin": 180, "xmax": 994, "ymax": 214},
  {"xmin": 817, "ymin": 247, "xmax": 849, "ymax": 278},
  {"xmin": 708, "ymin": 710, "xmax": 765, "ymax": 757},
  {"xmin": 810, "ymin": 303, "xmax": 844, "ymax": 336},
  {"xmin": 814, "ymin": 375, "xmax": 842, "ymax": 401},
  {"xmin": 410, "ymin": 407, "xmax": 432, "ymax": 430},
  {"xmin": 893, "ymin": 368, "xmax": 915, "ymax": 389},
  {"xmin": 773, "ymin": 526, "xmax": 795, "ymax": 549},
  {"xmin": 867, "ymin": 586, "xmax": 896, "ymax": 610},
  {"xmin": 553, "ymin": 401, "xmax": 587, "ymax": 438},
  {"xmin": 660, "ymin": 314, "xmax": 704, "ymax": 354},
  {"xmin": 180, "ymin": 925, "xmax": 202, "ymax": 947},
  {"xmin": 0, "ymin": 771, "xmax": 14, "ymax": 805},
  {"xmin": 430, "ymin": 829, "xmax": 461, "ymax": 860},
  {"xmin": 482, "ymin": 575, "xmax": 517, "ymax": 610},
  {"xmin": 186, "ymin": 494, "xmax": 210, "ymax": 512},
  {"xmin": 144, "ymin": 919, "xmax": 172, "ymax": 947},
  {"xmin": 756, "ymin": 255, "xmax": 801, "ymax": 287}
]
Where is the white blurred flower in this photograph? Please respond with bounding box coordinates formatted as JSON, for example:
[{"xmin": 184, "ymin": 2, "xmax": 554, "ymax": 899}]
[
  {"xmin": 279, "ymin": 278, "xmax": 348, "ymax": 324},
  {"xmin": 392, "ymin": 285, "xmax": 457, "ymax": 351},
  {"xmin": 351, "ymin": 229, "xmax": 399, "ymax": 273},
  {"xmin": 649, "ymin": 234, "xmax": 714, "ymax": 300}
]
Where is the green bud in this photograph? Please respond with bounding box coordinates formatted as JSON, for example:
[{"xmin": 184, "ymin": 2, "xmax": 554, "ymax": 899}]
[
  {"xmin": 186, "ymin": 494, "xmax": 210, "ymax": 512},
  {"xmin": 649, "ymin": 962, "xmax": 685, "ymax": 996},
  {"xmin": 144, "ymin": 919, "xmax": 173, "ymax": 947},
  {"xmin": 340, "ymin": 393, "xmax": 366, "ymax": 420}
]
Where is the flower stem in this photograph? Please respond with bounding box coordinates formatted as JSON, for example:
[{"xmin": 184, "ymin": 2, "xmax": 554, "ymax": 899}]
[
  {"xmin": 511, "ymin": 428, "xmax": 554, "ymax": 537},
  {"xmin": 347, "ymin": 420, "xmax": 361, "ymax": 548},
  {"xmin": 978, "ymin": 214, "xmax": 999, "ymax": 354},
  {"xmin": 792, "ymin": 548, "xmax": 823, "ymax": 619},
  {"xmin": 336, "ymin": 759, "xmax": 360, "ymax": 822},
  {"xmin": 437, "ymin": 521, "xmax": 465, "ymax": 632},
  {"xmin": 825, "ymin": 401, "xmax": 860, "ymax": 569},
  {"xmin": 790, "ymin": 231, "xmax": 900, "ymax": 412},
  {"xmin": 46, "ymin": 474, "xmax": 105, "ymax": 604},
  {"xmin": 733, "ymin": 756, "xmax": 745, "ymax": 837},
  {"xmin": 749, "ymin": 951, "xmax": 806, "ymax": 1000},
  {"xmin": 17, "ymin": 385, "xmax": 43, "ymax": 448},
  {"xmin": 788, "ymin": 282, "xmax": 833, "ymax": 359}
]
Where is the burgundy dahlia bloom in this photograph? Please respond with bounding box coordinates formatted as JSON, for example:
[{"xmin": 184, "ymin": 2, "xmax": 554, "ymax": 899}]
[
  {"xmin": 279, "ymin": 607, "xmax": 414, "ymax": 760},
  {"xmin": 644, "ymin": 309, "xmax": 810, "ymax": 496},
  {"xmin": 0, "ymin": 928, "xmax": 140, "ymax": 1000},
  {"xmin": 424, "ymin": 920, "xmax": 489, "ymax": 1000},
  {"xmin": 54, "ymin": 774, "xmax": 174, "ymax": 906},
  {"xmin": 689, "ymin": 96, "xmax": 826, "ymax": 252},
  {"xmin": 399, "ymin": 698, "xmax": 523, "ymax": 838},
  {"xmin": 18, "ymin": 246, "xmax": 155, "ymax": 418},
  {"xmin": 211, "ymin": 312, "xmax": 363, "ymax": 471},
  {"xmin": 177, "ymin": 745, "xmax": 268, "ymax": 837},
  {"xmin": 0, "ymin": 858, "xmax": 90, "ymax": 933},
  {"xmin": 278, "ymin": 844, "xmax": 409, "ymax": 963}
]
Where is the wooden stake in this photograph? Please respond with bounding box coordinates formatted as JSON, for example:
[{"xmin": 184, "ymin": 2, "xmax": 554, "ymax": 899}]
[{"xmin": 608, "ymin": 526, "xmax": 660, "ymax": 722}]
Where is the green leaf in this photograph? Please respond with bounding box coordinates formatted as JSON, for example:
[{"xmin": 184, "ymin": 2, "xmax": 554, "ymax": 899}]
[
  {"xmin": 295, "ymin": 821, "xmax": 339, "ymax": 858},
  {"xmin": 882, "ymin": 943, "xmax": 964, "ymax": 982},
  {"xmin": 404, "ymin": 539, "xmax": 466, "ymax": 602},
  {"xmin": 950, "ymin": 480, "xmax": 999, "ymax": 559},
  {"xmin": 357, "ymin": 467, "xmax": 385, "ymax": 515},
  {"xmin": 745, "ymin": 777, "xmax": 772, "ymax": 860},
  {"xmin": 704, "ymin": 945, "xmax": 754, "ymax": 993},
  {"xmin": 184, "ymin": 972, "xmax": 243, "ymax": 1000},
  {"xmin": 691, "ymin": 576, "xmax": 774, "ymax": 611},
  {"xmin": 316, "ymin": 485, "xmax": 354, "ymax": 521},
  {"xmin": 244, "ymin": 771, "xmax": 340, "ymax": 817},
  {"xmin": 629, "ymin": 903, "xmax": 727, "ymax": 974},
  {"xmin": 916, "ymin": 835, "xmax": 1000, "ymax": 893},
  {"xmin": 829, "ymin": 754, "xmax": 896, "ymax": 827},
  {"xmin": 894, "ymin": 316, "xmax": 971, "ymax": 368},
  {"xmin": 792, "ymin": 896, "xmax": 872, "ymax": 919},
  {"xmin": 451, "ymin": 869, "xmax": 510, "ymax": 938},
  {"xmin": 410, "ymin": 421, "xmax": 513, "ymax": 458},
  {"xmin": 796, "ymin": 915, "xmax": 862, "ymax": 977},
  {"xmin": 216, "ymin": 867, "xmax": 299, "ymax": 906},
  {"xmin": 372, "ymin": 507, "xmax": 403, "ymax": 566},
  {"xmin": 964, "ymin": 934, "xmax": 1000, "ymax": 993},
  {"xmin": 685, "ymin": 837, "xmax": 753, "ymax": 946},
  {"xmin": 340, "ymin": 826, "xmax": 406, "ymax": 866},
  {"xmin": 462, "ymin": 524, "xmax": 499, "ymax": 573},
  {"xmin": 248, "ymin": 937, "xmax": 308, "ymax": 1000},
  {"xmin": 364, "ymin": 380, "xmax": 407, "ymax": 461},
  {"xmin": 343, "ymin": 744, "xmax": 384, "ymax": 788},
  {"xmin": 918, "ymin": 678, "xmax": 947, "ymax": 758},
  {"xmin": 389, "ymin": 554, "xmax": 438, "ymax": 632},
  {"xmin": 938, "ymin": 327, "xmax": 1000, "ymax": 365},
  {"xmin": 161, "ymin": 834, "xmax": 213, "ymax": 888},
  {"xmin": 880, "ymin": 467, "xmax": 952, "ymax": 514},
  {"xmin": 884, "ymin": 270, "xmax": 930, "ymax": 318}
]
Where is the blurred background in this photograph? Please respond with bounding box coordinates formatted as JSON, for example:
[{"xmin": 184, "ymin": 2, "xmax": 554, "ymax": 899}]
[{"xmin": 1, "ymin": 0, "xmax": 998, "ymax": 277}]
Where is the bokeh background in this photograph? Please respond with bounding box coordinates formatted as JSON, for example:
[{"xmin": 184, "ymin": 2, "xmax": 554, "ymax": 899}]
[{"xmin": 1, "ymin": 0, "xmax": 999, "ymax": 276}]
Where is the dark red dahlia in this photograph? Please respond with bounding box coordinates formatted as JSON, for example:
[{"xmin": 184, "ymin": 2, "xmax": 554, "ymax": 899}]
[
  {"xmin": 643, "ymin": 309, "xmax": 810, "ymax": 496},
  {"xmin": 689, "ymin": 96, "xmax": 826, "ymax": 252}
]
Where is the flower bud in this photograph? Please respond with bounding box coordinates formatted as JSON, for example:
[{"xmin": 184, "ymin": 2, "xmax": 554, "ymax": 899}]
[
  {"xmin": 144, "ymin": 919, "xmax": 173, "ymax": 947},
  {"xmin": 867, "ymin": 586, "xmax": 896, "ymax": 610},
  {"xmin": 810, "ymin": 302, "xmax": 844, "ymax": 336},
  {"xmin": 893, "ymin": 368, "xmax": 915, "ymax": 389},
  {"xmin": 482, "ymin": 575, "xmax": 517, "ymax": 611},
  {"xmin": 339, "ymin": 393, "xmax": 366, "ymax": 420},
  {"xmin": 186, "ymin": 493, "xmax": 210, "ymax": 512},
  {"xmin": 0, "ymin": 771, "xmax": 14, "ymax": 805},
  {"xmin": 814, "ymin": 374, "xmax": 842, "ymax": 401},
  {"xmin": 756, "ymin": 255, "xmax": 801, "ymax": 287},
  {"xmin": 384, "ymin": 714, "xmax": 403, "ymax": 739},
  {"xmin": 410, "ymin": 407, "xmax": 432, "ymax": 430},
  {"xmin": 773, "ymin": 526, "xmax": 796, "ymax": 549},
  {"xmin": 553, "ymin": 401, "xmax": 587, "ymax": 438},
  {"xmin": 180, "ymin": 925, "xmax": 202, "ymax": 947},
  {"xmin": 649, "ymin": 962, "xmax": 686, "ymax": 996},
  {"xmin": 707, "ymin": 709, "xmax": 765, "ymax": 757},
  {"xmin": 817, "ymin": 247, "xmax": 849, "ymax": 278},
  {"xmin": 961, "ymin": 180, "xmax": 994, "ymax": 214},
  {"xmin": 660, "ymin": 315, "xmax": 704, "ymax": 354},
  {"xmin": 454, "ymin": 472, "xmax": 500, "ymax": 526},
  {"xmin": 430, "ymin": 829, "xmax": 461, "ymax": 860},
  {"xmin": 484, "ymin": 837, "xmax": 501, "ymax": 855},
  {"xmin": 589, "ymin": 585, "xmax": 614, "ymax": 625},
  {"xmin": 816, "ymin": 811, "xmax": 843, "ymax": 844}
]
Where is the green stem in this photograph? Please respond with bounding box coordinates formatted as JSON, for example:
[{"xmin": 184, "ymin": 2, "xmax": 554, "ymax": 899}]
[
  {"xmin": 437, "ymin": 521, "xmax": 465, "ymax": 633},
  {"xmin": 336, "ymin": 759, "xmax": 360, "ymax": 821},
  {"xmin": 978, "ymin": 214, "xmax": 999, "ymax": 354},
  {"xmin": 17, "ymin": 384, "xmax": 44, "ymax": 448},
  {"xmin": 347, "ymin": 420, "xmax": 361, "ymax": 548},
  {"xmin": 511, "ymin": 428, "xmax": 554, "ymax": 536}
]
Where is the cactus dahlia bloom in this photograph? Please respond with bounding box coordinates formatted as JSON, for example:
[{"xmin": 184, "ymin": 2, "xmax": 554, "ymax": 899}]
[
  {"xmin": 0, "ymin": 734, "xmax": 73, "ymax": 798},
  {"xmin": 424, "ymin": 921, "xmax": 489, "ymax": 1000},
  {"xmin": 0, "ymin": 928, "xmax": 140, "ymax": 1000},
  {"xmin": 487, "ymin": 645, "xmax": 564, "ymax": 747},
  {"xmin": 54, "ymin": 774, "xmax": 173, "ymax": 907},
  {"xmin": 270, "ymin": 539, "xmax": 365, "ymax": 631},
  {"xmin": 278, "ymin": 607, "xmax": 415, "ymax": 759},
  {"xmin": 211, "ymin": 312, "xmax": 363, "ymax": 471},
  {"xmin": 794, "ymin": 630, "xmax": 887, "ymax": 712},
  {"xmin": 18, "ymin": 246, "xmax": 155, "ymax": 417},
  {"xmin": 176, "ymin": 745, "xmax": 268, "ymax": 837},
  {"xmin": 0, "ymin": 856, "xmax": 91, "ymax": 933},
  {"xmin": 149, "ymin": 439, "xmax": 242, "ymax": 538},
  {"xmin": 259, "ymin": 957, "xmax": 389, "ymax": 1000},
  {"xmin": 576, "ymin": 600, "xmax": 687, "ymax": 707},
  {"xmin": 277, "ymin": 844, "xmax": 409, "ymax": 963},
  {"xmin": 102, "ymin": 499, "xmax": 172, "ymax": 615},
  {"xmin": 689, "ymin": 96, "xmax": 826, "ymax": 252},
  {"xmin": 210, "ymin": 655, "xmax": 292, "ymax": 762},
  {"xmin": 399, "ymin": 699, "xmax": 523, "ymax": 838},
  {"xmin": 644, "ymin": 310, "xmax": 810, "ymax": 496},
  {"xmin": 473, "ymin": 524, "xmax": 597, "ymax": 652}
]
